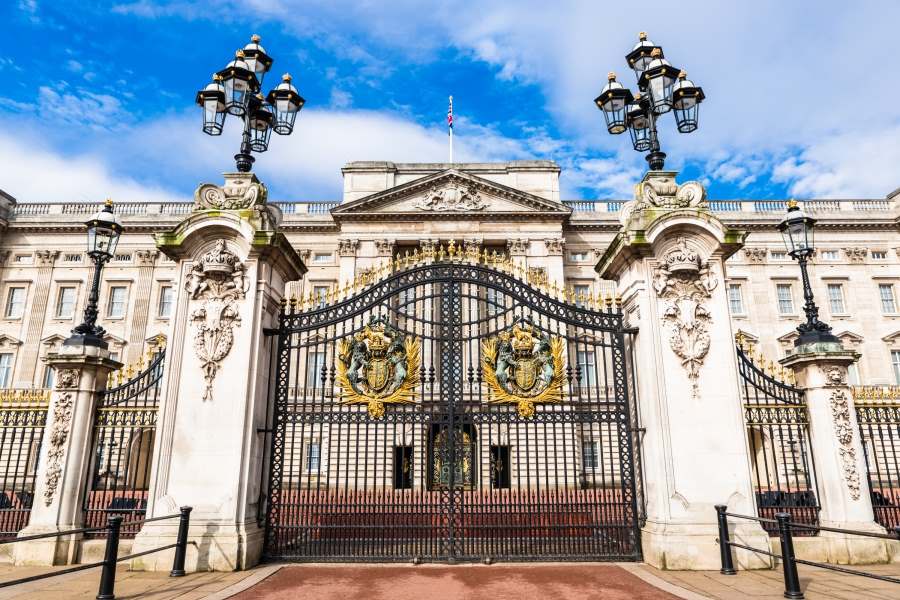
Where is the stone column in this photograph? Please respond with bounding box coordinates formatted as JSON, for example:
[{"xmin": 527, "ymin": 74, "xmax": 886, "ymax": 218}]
[
  {"xmin": 597, "ymin": 171, "xmax": 769, "ymax": 570},
  {"xmin": 131, "ymin": 173, "xmax": 305, "ymax": 572},
  {"xmin": 14, "ymin": 344, "xmax": 120, "ymax": 565},
  {"xmin": 781, "ymin": 347, "xmax": 889, "ymax": 563},
  {"xmin": 125, "ymin": 249, "xmax": 159, "ymax": 362},
  {"xmin": 14, "ymin": 250, "xmax": 59, "ymax": 386},
  {"xmin": 543, "ymin": 237, "xmax": 565, "ymax": 290}
]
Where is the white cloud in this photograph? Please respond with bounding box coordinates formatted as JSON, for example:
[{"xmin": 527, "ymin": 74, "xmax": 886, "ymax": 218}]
[{"xmin": 36, "ymin": 86, "xmax": 130, "ymax": 130}]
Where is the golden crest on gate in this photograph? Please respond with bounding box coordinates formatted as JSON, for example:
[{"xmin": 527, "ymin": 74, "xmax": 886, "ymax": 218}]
[
  {"xmin": 482, "ymin": 317, "xmax": 565, "ymax": 418},
  {"xmin": 337, "ymin": 315, "xmax": 420, "ymax": 418}
]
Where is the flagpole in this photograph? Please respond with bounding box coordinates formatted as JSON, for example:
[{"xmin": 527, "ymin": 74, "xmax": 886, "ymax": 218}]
[{"xmin": 448, "ymin": 95, "xmax": 453, "ymax": 164}]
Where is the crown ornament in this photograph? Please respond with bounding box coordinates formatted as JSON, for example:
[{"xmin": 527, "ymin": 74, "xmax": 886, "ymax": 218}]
[
  {"xmin": 664, "ymin": 238, "xmax": 701, "ymax": 274},
  {"xmin": 200, "ymin": 240, "xmax": 239, "ymax": 276}
]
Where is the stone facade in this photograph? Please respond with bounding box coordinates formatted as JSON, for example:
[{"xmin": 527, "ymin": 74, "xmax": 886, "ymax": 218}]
[{"xmin": 0, "ymin": 161, "xmax": 897, "ymax": 388}]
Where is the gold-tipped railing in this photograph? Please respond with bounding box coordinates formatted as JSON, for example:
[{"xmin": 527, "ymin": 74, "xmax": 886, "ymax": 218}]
[
  {"xmin": 735, "ymin": 331, "xmax": 797, "ymax": 386},
  {"xmin": 852, "ymin": 385, "xmax": 900, "ymax": 406},
  {"xmin": 106, "ymin": 340, "xmax": 167, "ymax": 389},
  {"xmin": 283, "ymin": 239, "xmax": 622, "ymax": 314},
  {"xmin": 0, "ymin": 389, "xmax": 51, "ymax": 407}
]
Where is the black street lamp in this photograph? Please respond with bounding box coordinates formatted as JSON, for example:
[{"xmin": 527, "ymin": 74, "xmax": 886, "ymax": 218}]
[
  {"xmin": 67, "ymin": 200, "xmax": 123, "ymax": 348},
  {"xmin": 196, "ymin": 34, "xmax": 305, "ymax": 172},
  {"xmin": 778, "ymin": 200, "xmax": 839, "ymax": 347},
  {"xmin": 595, "ymin": 32, "xmax": 705, "ymax": 170}
]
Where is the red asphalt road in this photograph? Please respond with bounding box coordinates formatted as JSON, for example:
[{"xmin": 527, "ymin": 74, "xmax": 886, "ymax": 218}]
[{"xmin": 232, "ymin": 564, "xmax": 680, "ymax": 600}]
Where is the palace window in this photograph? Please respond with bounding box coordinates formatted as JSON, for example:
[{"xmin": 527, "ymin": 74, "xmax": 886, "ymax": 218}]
[
  {"xmin": 770, "ymin": 251, "xmax": 788, "ymax": 261},
  {"xmin": 107, "ymin": 286, "xmax": 128, "ymax": 318},
  {"xmin": 42, "ymin": 365, "xmax": 55, "ymax": 389},
  {"xmin": 879, "ymin": 284, "xmax": 897, "ymax": 314},
  {"xmin": 893, "ymin": 350, "xmax": 900, "ymax": 385},
  {"xmin": 63, "ymin": 253, "xmax": 83, "ymax": 263},
  {"xmin": 305, "ymin": 441, "xmax": 321, "ymax": 472},
  {"xmin": 56, "ymin": 286, "xmax": 77, "ymax": 319},
  {"xmin": 5, "ymin": 287, "xmax": 26, "ymax": 319},
  {"xmin": 826, "ymin": 283, "xmax": 846, "ymax": 314},
  {"xmin": 158, "ymin": 286, "xmax": 174, "ymax": 318},
  {"xmin": 872, "ymin": 250, "xmax": 888, "ymax": 260},
  {"xmin": 113, "ymin": 253, "xmax": 131, "ymax": 263},
  {"xmin": 577, "ymin": 350, "xmax": 597, "ymax": 387},
  {"xmin": 776, "ymin": 284, "xmax": 795, "ymax": 315},
  {"xmin": 569, "ymin": 251, "xmax": 588, "ymax": 262},
  {"xmin": 393, "ymin": 446, "xmax": 413, "ymax": 490},
  {"xmin": 13, "ymin": 254, "xmax": 33, "ymax": 264},
  {"xmin": 485, "ymin": 288, "xmax": 503, "ymax": 317},
  {"xmin": 0, "ymin": 353, "xmax": 13, "ymax": 388},
  {"xmin": 728, "ymin": 283, "xmax": 745, "ymax": 315},
  {"xmin": 582, "ymin": 440, "xmax": 599, "ymax": 470},
  {"xmin": 312, "ymin": 285, "xmax": 329, "ymax": 308},
  {"xmin": 820, "ymin": 250, "xmax": 839, "ymax": 261},
  {"xmin": 305, "ymin": 351, "xmax": 326, "ymax": 389},
  {"xmin": 312, "ymin": 253, "xmax": 331, "ymax": 264},
  {"xmin": 848, "ymin": 362, "xmax": 860, "ymax": 386},
  {"xmin": 573, "ymin": 284, "xmax": 590, "ymax": 308}
]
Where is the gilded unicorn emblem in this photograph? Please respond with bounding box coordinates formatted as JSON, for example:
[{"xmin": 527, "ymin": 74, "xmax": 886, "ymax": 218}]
[
  {"xmin": 482, "ymin": 318, "xmax": 565, "ymax": 417},
  {"xmin": 337, "ymin": 316, "xmax": 421, "ymax": 418}
]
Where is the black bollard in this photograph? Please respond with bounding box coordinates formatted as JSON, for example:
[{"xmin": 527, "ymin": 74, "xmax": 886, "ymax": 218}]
[
  {"xmin": 775, "ymin": 512, "xmax": 804, "ymax": 599},
  {"xmin": 715, "ymin": 504, "xmax": 736, "ymax": 575},
  {"xmin": 170, "ymin": 506, "xmax": 193, "ymax": 577},
  {"xmin": 96, "ymin": 516, "xmax": 123, "ymax": 600}
]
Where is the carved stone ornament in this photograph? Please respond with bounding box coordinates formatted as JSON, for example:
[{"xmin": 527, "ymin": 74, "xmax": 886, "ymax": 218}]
[
  {"xmin": 544, "ymin": 238, "xmax": 565, "ymax": 255},
  {"xmin": 185, "ymin": 240, "xmax": 248, "ymax": 401},
  {"xmin": 481, "ymin": 317, "xmax": 565, "ymax": 418},
  {"xmin": 337, "ymin": 316, "xmax": 421, "ymax": 418},
  {"xmin": 36, "ymin": 250, "xmax": 60, "ymax": 266},
  {"xmin": 415, "ymin": 183, "xmax": 487, "ymax": 212},
  {"xmin": 135, "ymin": 249, "xmax": 159, "ymax": 266},
  {"xmin": 619, "ymin": 173, "xmax": 707, "ymax": 225},
  {"xmin": 829, "ymin": 389, "xmax": 862, "ymax": 501},
  {"xmin": 55, "ymin": 369, "xmax": 80, "ymax": 390},
  {"xmin": 374, "ymin": 239, "xmax": 395, "ymax": 256},
  {"xmin": 507, "ymin": 239, "xmax": 529, "ymax": 254},
  {"xmin": 743, "ymin": 247, "xmax": 768, "ymax": 264},
  {"xmin": 843, "ymin": 247, "xmax": 867, "ymax": 264},
  {"xmin": 43, "ymin": 392, "xmax": 74, "ymax": 506},
  {"xmin": 338, "ymin": 239, "xmax": 359, "ymax": 257},
  {"xmin": 824, "ymin": 365, "xmax": 847, "ymax": 387},
  {"xmin": 653, "ymin": 238, "xmax": 718, "ymax": 398},
  {"xmin": 194, "ymin": 175, "xmax": 268, "ymax": 210}
]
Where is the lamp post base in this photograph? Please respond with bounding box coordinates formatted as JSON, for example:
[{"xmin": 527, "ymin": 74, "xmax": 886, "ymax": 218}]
[
  {"xmin": 646, "ymin": 151, "xmax": 666, "ymax": 170},
  {"xmin": 234, "ymin": 152, "xmax": 255, "ymax": 173},
  {"xmin": 64, "ymin": 333, "xmax": 108, "ymax": 349},
  {"xmin": 794, "ymin": 329, "xmax": 840, "ymax": 348}
]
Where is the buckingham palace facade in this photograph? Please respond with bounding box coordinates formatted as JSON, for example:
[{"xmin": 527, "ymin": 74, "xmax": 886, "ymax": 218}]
[{"xmin": 0, "ymin": 161, "xmax": 897, "ymax": 389}]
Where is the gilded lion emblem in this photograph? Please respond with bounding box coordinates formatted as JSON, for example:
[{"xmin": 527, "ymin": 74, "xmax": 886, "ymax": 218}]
[
  {"xmin": 482, "ymin": 317, "xmax": 565, "ymax": 417},
  {"xmin": 337, "ymin": 315, "xmax": 420, "ymax": 418}
]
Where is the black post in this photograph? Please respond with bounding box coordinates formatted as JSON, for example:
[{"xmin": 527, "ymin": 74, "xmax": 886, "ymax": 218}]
[
  {"xmin": 792, "ymin": 254, "xmax": 837, "ymax": 346},
  {"xmin": 96, "ymin": 515, "xmax": 123, "ymax": 600},
  {"xmin": 234, "ymin": 119, "xmax": 255, "ymax": 172},
  {"xmin": 170, "ymin": 506, "xmax": 193, "ymax": 577},
  {"xmin": 645, "ymin": 109, "xmax": 666, "ymax": 170},
  {"xmin": 775, "ymin": 512, "xmax": 804, "ymax": 599},
  {"xmin": 715, "ymin": 504, "xmax": 736, "ymax": 575}
]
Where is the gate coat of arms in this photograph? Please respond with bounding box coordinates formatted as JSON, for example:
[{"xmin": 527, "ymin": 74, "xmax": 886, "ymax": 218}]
[
  {"xmin": 337, "ymin": 316, "xmax": 421, "ymax": 418},
  {"xmin": 482, "ymin": 317, "xmax": 565, "ymax": 417}
]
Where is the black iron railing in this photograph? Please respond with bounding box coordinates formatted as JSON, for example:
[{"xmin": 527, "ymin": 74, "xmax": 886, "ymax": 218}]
[
  {"xmin": 854, "ymin": 386, "xmax": 900, "ymax": 530},
  {"xmin": 0, "ymin": 390, "xmax": 49, "ymax": 540},
  {"xmin": 736, "ymin": 344, "xmax": 820, "ymax": 534},
  {"xmin": 715, "ymin": 504, "xmax": 900, "ymax": 599},
  {"xmin": 84, "ymin": 348, "xmax": 165, "ymax": 538},
  {"xmin": 0, "ymin": 506, "xmax": 192, "ymax": 598}
]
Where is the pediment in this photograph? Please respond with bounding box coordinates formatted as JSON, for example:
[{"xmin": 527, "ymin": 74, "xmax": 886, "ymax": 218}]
[
  {"xmin": 331, "ymin": 169, "xmax": 571, "ymax": 221},
  {"xmin": 883, "ymin": 330, "xmax": 900, "ymax": 344},
  {"xmin": 0, "ymin": 334, "xmax": 22, "ymax": 348}
]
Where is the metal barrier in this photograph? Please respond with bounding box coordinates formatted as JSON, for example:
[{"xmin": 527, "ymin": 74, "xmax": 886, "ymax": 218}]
[
  {"xmin": 0, "ymin": 506, "xmax": 192, "ymax": 599},
  {"xmin": 715, "ymin": 504, "xmax": 900, "ymax": 599}
]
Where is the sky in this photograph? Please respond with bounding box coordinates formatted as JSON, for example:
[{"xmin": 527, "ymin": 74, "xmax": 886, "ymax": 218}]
[{"xmin": 2, "ymin": 1, "xmax": 900, "ymax": 203}]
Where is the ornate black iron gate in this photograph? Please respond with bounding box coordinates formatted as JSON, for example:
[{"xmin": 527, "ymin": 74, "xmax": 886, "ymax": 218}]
[
  {"xmin": 263, "ymin": 250, "xmax": 641, "ymax": 562},
  {"xmin": 736, "ymin": 339, "xmax": 820, "ymax": 535}
]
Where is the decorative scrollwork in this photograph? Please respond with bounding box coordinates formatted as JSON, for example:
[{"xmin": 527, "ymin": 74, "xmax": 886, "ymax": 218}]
[
  {"xmin": 481, "ymin": 317, "xmax": 565, "ymax": 417},
  {"xmin": 43, "ymin": 392, "xmax": 74, "ymax": 506},
  {"xmin": 415, "ymin": 183, "xmax": 487, "ymax": 211},
  {"xmin": 829, "ymin": 389, "xmax": 862, "ymax": 500},
  {"xmin": 336, "ymin": 316, "xmax": 421, "ymax": 418},
  {"xmin": 194, "ymin": 175, "xmax": 267, "ymax": 210}
]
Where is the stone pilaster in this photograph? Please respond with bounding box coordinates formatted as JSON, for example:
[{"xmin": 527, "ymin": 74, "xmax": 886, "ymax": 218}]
[
  {"xmin": 132, "ymin": 172, "xmax": 305, "ymax": 572},
  {"xmin": 543, "ymin": 237, "xmax": 565, "ymax": 289},
  {"xmin": 597, "ymin": 170, "xmax": 769, "ymax": 570},
  {"xmin": 337, "ymin": 238, "xmax": 359, "ymax": 285},
  {"xmin": 14, "ymin": 250, "xmax": 58, "ymax": 386},
  {"xmin": 782, "ymin": 347, "xmax": 889, "ymax": 564},
  {"xmin": 374, "ymin": 239, "xmax": 395, "ymax": 258},
  {"xmin": 14, "ymin": 344, "xmax": 120, "ymax": 565},
  {"xmin": 125, "ymin": 249, "xmax": 159, "ymax": 362}
]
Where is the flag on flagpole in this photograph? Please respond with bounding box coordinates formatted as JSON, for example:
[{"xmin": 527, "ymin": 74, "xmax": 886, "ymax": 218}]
[{"xmin": 447, "ymin": 96, "xmax": 453, "ymax": 134}]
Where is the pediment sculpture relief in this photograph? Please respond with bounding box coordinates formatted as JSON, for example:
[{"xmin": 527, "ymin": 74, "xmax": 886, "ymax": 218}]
[
  {"xmin": 186, "ymin": 240, "xmax": 248, "ymax": 401},
  {"xmin": 415, "ymin": 183, "xmax": 488, "ymax": 212},
  {"xmin": 619, "ymin": 173, "xmax": 707, "ymax": 224},
  {"xmin": 653, "ymin": 238, "xmax": 718, "ymax": 398},
  {"xmin": 195, "ymin": 174, "xmax": 268, "ymax": 210}
]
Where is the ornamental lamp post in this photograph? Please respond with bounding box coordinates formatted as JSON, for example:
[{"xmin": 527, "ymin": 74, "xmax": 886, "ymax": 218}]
[
  {"xmin": 66, "ymin": 199, "xmax": 123, "ymax": 348},
  {"xmin": 595, "ymin": 32, "xmax": 705, "ymax": 171},
  {"xmin": 777, "ymin": 200, "xmax": 839, "ymax": 347},
  {"xmin": 196, "ymin": 34, "xmax": 305, "ymax": 172}
]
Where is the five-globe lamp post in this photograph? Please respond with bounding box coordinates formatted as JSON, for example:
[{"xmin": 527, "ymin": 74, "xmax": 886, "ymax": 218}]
[
  {"xmin": 67, "ymin": 199, "xmax": 123, "ymax": 349},
  {"xmin": 595, "ymin": 32, "xmax": 705, "ymax": 171},
  {"xmin": 196, "ymin": 34, "xmax": 305, "ymax": 172},
  {"xmin": 778, "ymin": 200, "xmax": 840, "ymax": 347}
]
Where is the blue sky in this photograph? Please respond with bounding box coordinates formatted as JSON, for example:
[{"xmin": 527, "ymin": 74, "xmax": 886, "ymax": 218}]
[{"xmin": 2, "ymin": 1, "xmax": 900, "ymax": 203}]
